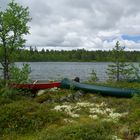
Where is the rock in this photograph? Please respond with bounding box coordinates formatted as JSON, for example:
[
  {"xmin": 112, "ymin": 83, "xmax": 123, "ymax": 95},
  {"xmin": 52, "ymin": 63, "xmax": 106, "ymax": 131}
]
[
  {"xmin": 37, "ymin": 90, "xmax": 45, "ymax": 96},
  {"xmin": 59, "ymin": 97, "xmax": 67, "ymax": 102},
  {"xmin": 136, "ymin": 136, "xmax": 140, "ymax": 140}
]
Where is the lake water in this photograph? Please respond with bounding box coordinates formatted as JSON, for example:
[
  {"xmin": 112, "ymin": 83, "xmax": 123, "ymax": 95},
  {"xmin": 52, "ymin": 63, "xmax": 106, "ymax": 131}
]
[
  {"xmin": 16, "ymin": 62, "xmax": 109, "ymax": 81},
  {"xmin": 0, "ymin": 62, "xmax": 138, "ymax": 82}
]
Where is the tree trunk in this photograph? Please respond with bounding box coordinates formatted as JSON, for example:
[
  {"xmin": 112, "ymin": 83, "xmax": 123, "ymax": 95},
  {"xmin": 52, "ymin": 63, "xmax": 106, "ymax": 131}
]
[
  {"xmin": 3, "ymin": 63, "xmax": 9, "ymax": 80},
  {"xmin": 116, "ymin": 61, "xmax": 120, "ymax": 82},
  {"xmin": 3, "ymin": 39, "xmax": 9, "ymax": 81}
]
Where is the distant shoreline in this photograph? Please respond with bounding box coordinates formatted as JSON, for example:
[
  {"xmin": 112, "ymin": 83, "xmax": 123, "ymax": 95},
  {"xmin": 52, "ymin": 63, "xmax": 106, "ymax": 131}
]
[{"xmin": 13, "ymin": 49, "xmax": 140, "ymax": 62}]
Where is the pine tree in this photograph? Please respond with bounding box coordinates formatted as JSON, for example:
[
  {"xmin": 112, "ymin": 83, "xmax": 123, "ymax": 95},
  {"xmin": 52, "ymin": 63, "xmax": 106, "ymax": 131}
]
[{"xmin": 107, "ymin": 41, "xmax": 135, "ymax": 82}]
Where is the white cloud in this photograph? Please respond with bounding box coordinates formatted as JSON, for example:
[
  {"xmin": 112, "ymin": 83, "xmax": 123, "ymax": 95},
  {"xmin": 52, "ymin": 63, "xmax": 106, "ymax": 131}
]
[{"xmin": 1, "ymin": 0, "xmax": 140, "ymax": 50}]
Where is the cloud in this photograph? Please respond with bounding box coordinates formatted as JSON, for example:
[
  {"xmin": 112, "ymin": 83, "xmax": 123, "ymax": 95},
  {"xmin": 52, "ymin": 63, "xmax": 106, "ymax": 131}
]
[
  {"xmin": 0, "ymin": 0, "xmax": 9, "ymax": 10},
  {"xmin": 1, "ymin": 0, "xmax": 140, "ymax": 50}
]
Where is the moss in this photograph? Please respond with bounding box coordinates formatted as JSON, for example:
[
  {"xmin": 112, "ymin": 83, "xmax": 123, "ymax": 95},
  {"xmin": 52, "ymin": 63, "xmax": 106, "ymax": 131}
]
[{"xmin": 37, "ymin": 121, "xmax": 113, "ymax": 140}]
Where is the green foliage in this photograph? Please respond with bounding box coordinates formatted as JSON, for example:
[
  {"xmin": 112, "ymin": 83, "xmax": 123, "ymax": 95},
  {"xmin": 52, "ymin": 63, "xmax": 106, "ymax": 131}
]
[
  {"xmin": 0, "ymin": 96, "xmax": 13, "ymax": 105},
  {"xmin": 38, "ymin": 121, "xmax": 113, "ymax": 140},
  {"xmin": 1, "ymin": 83, "xmax": 140, "ymax": 139},
  {"xmin": 0, "ymin": 100, "xmax": 65, "ymax": 135},
  {"xmin": 0, "ymin": 0, "xmax": 31, "ymax": 80},
  {"xmin": 119, "ymin": 95, "xmax": 140, "ymax": 139},
  {"xmin": 0, "ymin": 79, "xmax": 20, "ymax": 99},
  {"xmin": 107, "ymin": 41, "xmax": 138, "ymax": 82},
  {"xmin": 9, "ymin": 63, "xmax": 31, "ymax": 84},
  {"xmin": 130, "ymin": 63, "xmax": 140, "ymax": 80},
  {"xmin": 35, "ymin": 89, "xmax": 71, "ymax": 103},
  {"xmin": 90, "ymin": 69, "xmax": 98, "ymax": 82},
  {"xmin": 0, "ymin": 87, "xmax": 18, "ymax": 99},
  {"xmin": 6, "ymin": 48, "xmax": 140, "ymax": 62}
]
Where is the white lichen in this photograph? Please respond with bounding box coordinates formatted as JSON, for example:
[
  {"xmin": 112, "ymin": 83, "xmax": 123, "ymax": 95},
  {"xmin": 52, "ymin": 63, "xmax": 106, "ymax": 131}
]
[
  {"xmin": 89, "ymin": 114, "xmax": 98, "ymax": 119},
  {"xmin": 54, "ymin": 104, "xmax": 79, "ymax": 118},
  {"xmin": 63, "ymin": 119, "xmax": 74, "ymax": 123},
  {"xmin": 76, "ymin": 102, "xmax": 94, "ymax": 107},
  {"xmin": 89, "ymin": 107, "xmax": 106, "ymax": 115},
  {"xmin": 109, "ymin": 112, "xmax": 122, "ymax": 121},
  {"xmin": 37, "ymin": 90, "xmax": 45, "ymax": 96},
  {"xmin": 112, "ymin": 135, "xmax": 122, "ymax": 140},
  {"xmin": 54, "ymin": 101, "xmax": 127, "ymax": 121},
  {"xmin": 49, "ymin": 87, "xmax": 59, "ymax": 91}
]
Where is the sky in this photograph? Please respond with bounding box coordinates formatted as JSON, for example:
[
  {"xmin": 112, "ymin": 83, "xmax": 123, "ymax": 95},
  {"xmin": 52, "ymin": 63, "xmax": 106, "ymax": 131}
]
[{"xmin": 1, "ymin": 0, "xmax": 140, "ymax": 51}]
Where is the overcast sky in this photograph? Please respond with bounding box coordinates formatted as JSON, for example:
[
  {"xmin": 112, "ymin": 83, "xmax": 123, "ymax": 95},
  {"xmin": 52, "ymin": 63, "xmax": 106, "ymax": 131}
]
[{"xmin": 1, "ymin": 0, "xmax": 140, "ymax": 50}]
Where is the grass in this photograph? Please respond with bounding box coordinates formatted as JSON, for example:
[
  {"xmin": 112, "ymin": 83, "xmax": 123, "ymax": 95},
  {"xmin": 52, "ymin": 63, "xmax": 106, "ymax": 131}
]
[
  {"xmin": 0, "ymin": 82, "xmax": 140, "ymax": 140},
  {"xmin": 86, "ymin": 80, "xmax": 140, "ymax": 89}
]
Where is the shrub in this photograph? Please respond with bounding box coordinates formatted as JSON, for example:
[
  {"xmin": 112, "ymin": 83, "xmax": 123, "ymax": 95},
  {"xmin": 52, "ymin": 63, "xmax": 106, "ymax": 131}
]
[
  {"xmin": 0, "ymin": 97, "xmax": 13, "ymax": 105},
  {"xmin": 35, "ymin": 89, "xmax": 71, "ymax": 103},
  {"xmin": 128, "ymin": 96, "xmax": 140, "ymax": 136},
  {"xmin": 90, "ymin": 69, "xmax": 98, "ymax": 82},
  {"xmin": 9, "ymin": 64, "xmax": 31, "ymax": 84},
  {"xmin": 119, "ymin": 95, "xmax": 140, "ymax": 139},
  {"xmin": 0, "ymin": 87, "xmax": 18, "ymax": 99},
  {"xmin": 0, "ymin": 100, "xmax": 65, "ymax": 135},
  {"xmin": 38, "ymin": 121, "xmax": 113, "ymax": 140}
]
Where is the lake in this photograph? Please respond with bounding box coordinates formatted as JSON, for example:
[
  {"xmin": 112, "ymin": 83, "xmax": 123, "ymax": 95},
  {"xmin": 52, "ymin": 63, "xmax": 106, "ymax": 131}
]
[
  {"xmin": 0, "ymin": 62, "xmax": 138, "ymax": 82},
  {"xmin": 16, "ymin": 62, "xmax": 109, "ymax": 81}
]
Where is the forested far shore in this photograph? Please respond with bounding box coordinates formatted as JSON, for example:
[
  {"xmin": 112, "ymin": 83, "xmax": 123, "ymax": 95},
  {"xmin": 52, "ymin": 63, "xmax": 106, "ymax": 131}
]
[{"xmin": 12, "ymin": 48, "xmax": 140, "ymax": 62}]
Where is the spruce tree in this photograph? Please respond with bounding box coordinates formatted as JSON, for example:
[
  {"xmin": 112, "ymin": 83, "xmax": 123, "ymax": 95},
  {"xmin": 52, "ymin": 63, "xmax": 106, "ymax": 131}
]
[{"xmin": 107, "ymin": 41, "xmax": 135, "ymax": 82}]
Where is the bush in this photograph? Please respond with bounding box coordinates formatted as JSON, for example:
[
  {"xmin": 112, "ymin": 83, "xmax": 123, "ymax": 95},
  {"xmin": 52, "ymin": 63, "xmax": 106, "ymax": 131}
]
[
  {"xmin": 0, "ymin": 100, "xmax": 65, "ymax": 135},
  {"xmin": 10, "ymin": 64, "xmax": 31, "ymax": 84},
  {"xmin": 119, "ymin": 95, "xmax": 140, "ymax": 139},
  {"xmin": 35, "ymin": 89, "xmax": 71, "ymax": 103},
  {"xmin": 0, "ymin": 97, "xmax": 13, "ymax": 105},
  {"xmin": 38, "ymin": 121, "xmax": 113, "ymax": 140},
  {"xmin": 128, "ymin": 96, "xmax": 140, "ymax": 137},
  {"xmin": 0, "ymin": 87, "xmax": 18, "ymax": 99},
  {"xmin": 90, "ymin": 69, "xmax": 98, "ymax": 82}
]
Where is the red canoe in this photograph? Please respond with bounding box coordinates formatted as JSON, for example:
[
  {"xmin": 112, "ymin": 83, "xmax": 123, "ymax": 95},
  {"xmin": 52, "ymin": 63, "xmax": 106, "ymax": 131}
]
[{"xmin": 11, "ymin": 82, "xmax": 61, "ymax": 90}]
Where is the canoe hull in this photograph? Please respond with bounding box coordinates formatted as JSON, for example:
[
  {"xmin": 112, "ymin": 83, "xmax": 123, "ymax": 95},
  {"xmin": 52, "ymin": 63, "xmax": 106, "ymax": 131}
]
[
  {"xmin": 12, "ymin": 82, "xmax": 61, "ymax": 90},
  {"xmin": 60, "ymin": 78, "xmax": 139, "ymax": 97}
]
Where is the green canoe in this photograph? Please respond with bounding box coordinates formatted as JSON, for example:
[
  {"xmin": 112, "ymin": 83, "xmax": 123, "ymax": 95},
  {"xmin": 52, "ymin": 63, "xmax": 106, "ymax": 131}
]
[{"xmin": 60, "ymin": 78, "xmax": 139, "ymax": 97}]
